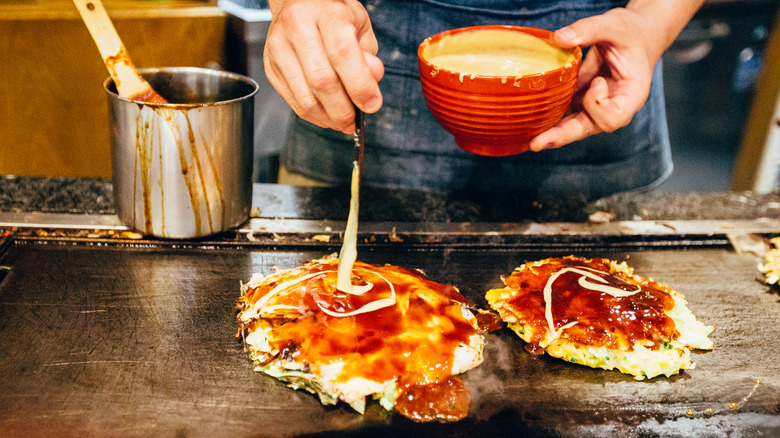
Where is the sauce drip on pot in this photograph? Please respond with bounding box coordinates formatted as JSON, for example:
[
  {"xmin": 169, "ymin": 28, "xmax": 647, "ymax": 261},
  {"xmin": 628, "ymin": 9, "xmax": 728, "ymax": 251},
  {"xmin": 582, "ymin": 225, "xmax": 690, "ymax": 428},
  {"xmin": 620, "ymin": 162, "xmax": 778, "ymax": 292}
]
[
  {"xmin": 105, "ymin": 46, "xmax": 168, "ymax": 104},
  {"xmin": 133, "ymin": 105, "xmax": 226, "ymax": 236},
  {"xmin": 131, "ymin": 88, "xmax": 168, "ymax": 105}
]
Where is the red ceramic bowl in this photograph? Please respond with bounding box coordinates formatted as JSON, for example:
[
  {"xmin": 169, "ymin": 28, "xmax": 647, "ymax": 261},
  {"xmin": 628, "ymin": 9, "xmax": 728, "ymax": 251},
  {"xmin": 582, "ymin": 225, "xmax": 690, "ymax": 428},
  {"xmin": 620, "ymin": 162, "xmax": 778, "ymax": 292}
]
[{"xmin": 418, "ymin": 25, "xmax": 582, "ymax": 156}]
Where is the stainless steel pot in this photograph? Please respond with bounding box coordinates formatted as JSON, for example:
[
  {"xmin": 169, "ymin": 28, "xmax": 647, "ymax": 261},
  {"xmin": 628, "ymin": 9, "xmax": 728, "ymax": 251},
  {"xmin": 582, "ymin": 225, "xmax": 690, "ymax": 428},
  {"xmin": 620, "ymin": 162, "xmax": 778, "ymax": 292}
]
[{"xmin": 105, "ymin": 67, "xmax": 258, "ymax": 238}]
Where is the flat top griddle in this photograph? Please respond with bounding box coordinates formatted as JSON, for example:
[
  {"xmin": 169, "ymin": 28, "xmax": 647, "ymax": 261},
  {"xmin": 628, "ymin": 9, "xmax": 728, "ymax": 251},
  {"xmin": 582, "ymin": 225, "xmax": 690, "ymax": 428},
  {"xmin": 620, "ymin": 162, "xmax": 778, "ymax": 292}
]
[{"xmin": 0, "ymin": 236, "xmax": 778, "ymax": 437}]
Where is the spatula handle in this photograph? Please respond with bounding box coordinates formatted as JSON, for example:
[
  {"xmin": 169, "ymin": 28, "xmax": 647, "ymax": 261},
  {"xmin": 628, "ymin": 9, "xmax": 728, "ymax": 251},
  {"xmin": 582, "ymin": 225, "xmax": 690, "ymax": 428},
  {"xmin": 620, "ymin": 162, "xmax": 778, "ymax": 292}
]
[{"xmin": 71, "ymin": 0, "xmax": 155, "ymax": 100}]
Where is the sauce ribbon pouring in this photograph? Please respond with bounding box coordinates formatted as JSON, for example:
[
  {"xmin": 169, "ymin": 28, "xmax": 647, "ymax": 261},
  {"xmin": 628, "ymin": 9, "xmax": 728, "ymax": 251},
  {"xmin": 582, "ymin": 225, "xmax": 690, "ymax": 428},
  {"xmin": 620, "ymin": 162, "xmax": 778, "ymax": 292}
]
[{"xmin": 336, "ymin": 107, "xmax": 367, "ymax": 294}]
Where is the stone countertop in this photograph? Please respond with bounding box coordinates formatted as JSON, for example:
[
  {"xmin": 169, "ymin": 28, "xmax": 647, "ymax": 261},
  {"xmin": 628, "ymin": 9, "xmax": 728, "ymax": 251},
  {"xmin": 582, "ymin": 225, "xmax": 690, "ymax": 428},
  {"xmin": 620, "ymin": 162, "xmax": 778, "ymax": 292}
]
[
  {"xmin": 0, "ymin": 176, "xmax": 115, "ymax": 215},
  {"xmin": 2, "ymin": 175, "xmax": 780, "ymax": 224}
]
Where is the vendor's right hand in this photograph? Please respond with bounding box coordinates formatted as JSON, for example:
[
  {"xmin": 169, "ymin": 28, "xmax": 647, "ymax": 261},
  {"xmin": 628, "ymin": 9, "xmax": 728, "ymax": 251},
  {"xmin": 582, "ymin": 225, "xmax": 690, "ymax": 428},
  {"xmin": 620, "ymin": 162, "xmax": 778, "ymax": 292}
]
[{"xmin": 264, "ymin": 0, "xmax": 385, "ymax": 134}]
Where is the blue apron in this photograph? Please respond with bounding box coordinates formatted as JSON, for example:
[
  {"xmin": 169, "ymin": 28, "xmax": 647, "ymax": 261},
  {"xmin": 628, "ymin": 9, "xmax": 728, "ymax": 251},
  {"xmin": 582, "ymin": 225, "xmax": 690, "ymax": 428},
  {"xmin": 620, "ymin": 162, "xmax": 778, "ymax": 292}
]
[{"xmin": 282, "ymin": 0, "xmax": 672, "ymax": 200}]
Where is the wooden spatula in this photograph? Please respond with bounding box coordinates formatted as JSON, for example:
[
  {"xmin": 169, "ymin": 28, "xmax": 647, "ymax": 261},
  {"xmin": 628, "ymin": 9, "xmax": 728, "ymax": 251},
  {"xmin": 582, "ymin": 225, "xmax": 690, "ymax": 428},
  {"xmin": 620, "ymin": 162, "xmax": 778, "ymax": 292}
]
[{"xmin": 72, "ymin": 0, "xmax": 167, "ymax": 104}]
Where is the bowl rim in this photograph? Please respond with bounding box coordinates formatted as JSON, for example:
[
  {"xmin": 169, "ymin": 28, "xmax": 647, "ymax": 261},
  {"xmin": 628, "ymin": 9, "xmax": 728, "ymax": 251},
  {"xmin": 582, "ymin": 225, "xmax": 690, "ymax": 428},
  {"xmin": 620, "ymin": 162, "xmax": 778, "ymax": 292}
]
[{"xmin": 417, "ymin": 25, "xmax": 582, "ymax": 81}]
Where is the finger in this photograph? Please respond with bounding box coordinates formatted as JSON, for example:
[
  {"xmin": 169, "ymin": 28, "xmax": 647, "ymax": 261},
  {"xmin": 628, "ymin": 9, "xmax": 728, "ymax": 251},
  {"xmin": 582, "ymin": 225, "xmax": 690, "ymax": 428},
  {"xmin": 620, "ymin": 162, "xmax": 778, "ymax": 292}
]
[
  {"xmin": 285, "ymin": 27, "xmax": 358, "ymax": 132},
  {"xmin": 528, "ymin": 111, "xmax": 601, "ymax": 151},
  {"xmin": 356, "ymin": 22, "xmax": 384, "ymax": 83},
  {"xmin": 356, "ymin": 17, "xmax": 379, "ymax": 55},
  {"xmin": 269, "ymin": 5, "xmax": 354, "ymax": 130},
  {"xmin": 554, "ymin": 26, "xmax": 579, "ymax": 48},
  {"xmin": 364, "ymin": 52, "xmax": 385, "ymax": 85},
  {"xmin": 355, "ymin": 10, "xmax": 384, "ymax": 84},
  {"xmin": 554, "ymin": 22, "xmax": 604, "ymax": 94},
  {"xmin": 263, "ymin": 32, "xmax": 335, "ymax": 130},
  {"xmin": 271, "ymin": 4, "xmax": 359, "ymax": 132},
  {"xmin": 554, "ymin": 12, "xmax": 627, "ymax": 49},
  {"xmin": 581, "ymin": 76, "xmax": 628, "ymax": 133},
  {"xmin": 321, "ymin": 20, "xmax": 383, "ymax": 115},
  {"xmin": 575, "ymin": 46, "xmax": 603, "ymax": 90}
]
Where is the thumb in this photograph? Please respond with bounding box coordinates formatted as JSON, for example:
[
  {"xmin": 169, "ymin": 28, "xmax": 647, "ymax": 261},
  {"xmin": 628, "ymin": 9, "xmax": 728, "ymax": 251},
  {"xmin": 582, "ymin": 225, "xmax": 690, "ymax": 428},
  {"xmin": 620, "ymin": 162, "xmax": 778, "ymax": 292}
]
[{"xmin": 554, "ymin": 13, "xmax": 614, "ymax": 48}]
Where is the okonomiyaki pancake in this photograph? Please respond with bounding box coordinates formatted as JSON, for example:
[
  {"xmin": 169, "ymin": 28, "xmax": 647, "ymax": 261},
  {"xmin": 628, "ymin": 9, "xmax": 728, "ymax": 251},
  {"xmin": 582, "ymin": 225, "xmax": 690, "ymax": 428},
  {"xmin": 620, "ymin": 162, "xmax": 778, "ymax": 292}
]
[
  {"xmin": 486, "ymin": 256, "xmax": 714, "ymax": 380},
  {"xmin": 237, "ymin": 255, "xmax": 485, "ymax": 421}
]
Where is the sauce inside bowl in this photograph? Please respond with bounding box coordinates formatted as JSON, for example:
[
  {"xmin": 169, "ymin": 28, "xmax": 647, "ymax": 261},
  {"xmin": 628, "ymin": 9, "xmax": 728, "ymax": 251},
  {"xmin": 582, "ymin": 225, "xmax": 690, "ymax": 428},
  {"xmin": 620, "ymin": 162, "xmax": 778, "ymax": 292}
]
[{"xmin": 423, "ymin": 29, "xmax": 575, "ymax": 77}]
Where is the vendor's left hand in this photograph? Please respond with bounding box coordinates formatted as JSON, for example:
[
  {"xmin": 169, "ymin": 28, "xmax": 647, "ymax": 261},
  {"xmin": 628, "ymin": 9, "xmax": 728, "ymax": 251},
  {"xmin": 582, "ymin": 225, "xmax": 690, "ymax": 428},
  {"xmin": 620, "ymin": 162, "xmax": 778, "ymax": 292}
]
[{"xmin": 528, "ymin": 7, "xmax": 657, "ymax": 151}]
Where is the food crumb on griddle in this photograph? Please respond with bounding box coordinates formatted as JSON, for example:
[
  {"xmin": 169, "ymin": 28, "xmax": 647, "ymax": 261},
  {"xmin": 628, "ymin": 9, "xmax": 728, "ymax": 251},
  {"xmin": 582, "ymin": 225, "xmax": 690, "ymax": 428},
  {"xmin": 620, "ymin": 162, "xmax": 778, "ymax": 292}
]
[{"xmin": 759, "ymin": 237, "xmax": 780, "ymax": 287}]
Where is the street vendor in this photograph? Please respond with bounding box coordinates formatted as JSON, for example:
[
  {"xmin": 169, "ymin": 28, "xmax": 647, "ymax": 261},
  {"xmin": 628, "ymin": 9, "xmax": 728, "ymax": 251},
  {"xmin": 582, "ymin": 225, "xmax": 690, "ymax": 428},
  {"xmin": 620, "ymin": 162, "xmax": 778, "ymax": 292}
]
[{"xmin": 263, "ymin": 0, "xmax": 704, "ymax": 199}]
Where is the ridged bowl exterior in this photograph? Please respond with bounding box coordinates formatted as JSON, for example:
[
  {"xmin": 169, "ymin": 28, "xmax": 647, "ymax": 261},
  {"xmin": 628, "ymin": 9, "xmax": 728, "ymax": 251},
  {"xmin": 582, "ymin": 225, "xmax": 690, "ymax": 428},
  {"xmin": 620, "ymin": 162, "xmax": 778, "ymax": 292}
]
[{"xmin": 418, "ymin": 25, "xmax": 582, "ymax": 156}]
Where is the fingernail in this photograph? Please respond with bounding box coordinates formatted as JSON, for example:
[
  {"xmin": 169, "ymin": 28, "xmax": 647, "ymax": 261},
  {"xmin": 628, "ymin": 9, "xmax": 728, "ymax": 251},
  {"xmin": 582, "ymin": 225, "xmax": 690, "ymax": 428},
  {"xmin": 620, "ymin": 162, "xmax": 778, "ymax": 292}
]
[
  {"xmin": 530, "ymin": 141, "xmax": 552, "ymax": 152},
  {"xmin": 558, "ymin": 27, "xmax": 577, "ymax": 43},
  {"xmin": 364, "ymin": 96, "xmax": 382, "ymax": 113}
]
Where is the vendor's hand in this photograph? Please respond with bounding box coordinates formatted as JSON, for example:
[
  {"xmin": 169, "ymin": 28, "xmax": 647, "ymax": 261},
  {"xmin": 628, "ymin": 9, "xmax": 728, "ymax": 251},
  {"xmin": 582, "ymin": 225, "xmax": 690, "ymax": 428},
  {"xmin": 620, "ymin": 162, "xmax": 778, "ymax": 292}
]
[
  {"xmin": 528, "ymin": 8, "xmax": 656, "ymax": 152},
  {"xmin": 264, "ymin": 0, "xmax": 385, "ymax": 134}
]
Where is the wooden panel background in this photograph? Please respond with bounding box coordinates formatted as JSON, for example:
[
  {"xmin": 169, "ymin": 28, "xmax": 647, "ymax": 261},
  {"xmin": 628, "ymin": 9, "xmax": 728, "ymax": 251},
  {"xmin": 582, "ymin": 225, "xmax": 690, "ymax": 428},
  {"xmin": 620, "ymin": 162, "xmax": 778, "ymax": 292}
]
[{"xmin": 0, "ymin": 1, "xmax": 227, "ymax": 178}]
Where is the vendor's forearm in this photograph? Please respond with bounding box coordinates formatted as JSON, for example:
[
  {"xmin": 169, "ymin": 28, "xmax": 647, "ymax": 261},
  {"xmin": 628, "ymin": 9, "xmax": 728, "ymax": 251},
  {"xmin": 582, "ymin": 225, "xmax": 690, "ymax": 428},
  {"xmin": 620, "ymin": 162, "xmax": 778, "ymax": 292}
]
[
  {"xmin": 625, "ymin": 0, "xmax": 706, "ymax": 62},
  {"xmin": 268, "ymin": 0, "xmax": 288, "ymax": 16}
]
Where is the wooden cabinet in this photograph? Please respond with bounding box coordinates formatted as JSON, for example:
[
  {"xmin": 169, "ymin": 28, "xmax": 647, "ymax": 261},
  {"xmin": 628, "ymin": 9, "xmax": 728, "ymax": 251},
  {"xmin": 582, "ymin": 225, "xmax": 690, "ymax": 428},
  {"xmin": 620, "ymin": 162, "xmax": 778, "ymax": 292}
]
[{"xmin": 0, "ymin": 0, "xmax": 227, "ymax": 178}]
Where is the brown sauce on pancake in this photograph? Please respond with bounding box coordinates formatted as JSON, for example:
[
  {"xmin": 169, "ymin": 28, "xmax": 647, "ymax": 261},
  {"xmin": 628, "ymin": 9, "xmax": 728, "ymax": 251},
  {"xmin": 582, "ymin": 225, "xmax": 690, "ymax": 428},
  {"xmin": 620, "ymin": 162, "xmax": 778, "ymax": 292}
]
[
  {"xmin": 240, "ymin": 259, "xmax": 478, "ymax": 421},
  {"xmin": 503, "ymin": 257, "xmax": 677, "ymax": 350},
  {"xmin": 395, "ymin": 376, "xmax": 470, "ymax": 422}
]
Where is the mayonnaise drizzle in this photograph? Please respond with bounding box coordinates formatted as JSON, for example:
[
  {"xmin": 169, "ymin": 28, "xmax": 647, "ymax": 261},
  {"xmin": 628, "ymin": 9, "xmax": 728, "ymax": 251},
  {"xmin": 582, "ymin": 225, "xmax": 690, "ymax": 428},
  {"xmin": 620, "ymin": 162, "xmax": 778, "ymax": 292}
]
[
  {"xmin": 251, "ymin": 268, "xmax": 396, "ymax": 318},
  {"xmin": 316, "ymin": 269, "xmax": 396, "ymax": 318},
  {"xmin": 252, "ymin": 270, "xmax": 327, "ymax": 313},
  {"xmin": 337, "ymin": 160, "xmax": 362, "ymax": 294},
  {"xmin": 542, "ymin": 266, "xmax": 642, "ymax": 344}
]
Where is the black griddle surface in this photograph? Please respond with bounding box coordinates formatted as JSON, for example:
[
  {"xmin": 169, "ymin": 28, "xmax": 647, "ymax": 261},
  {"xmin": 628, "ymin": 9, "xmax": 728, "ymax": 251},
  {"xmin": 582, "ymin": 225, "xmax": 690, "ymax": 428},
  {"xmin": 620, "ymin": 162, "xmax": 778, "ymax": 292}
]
[{"xmin": 0, "ymin": 240, "xmax": 778, "ymax": 437}]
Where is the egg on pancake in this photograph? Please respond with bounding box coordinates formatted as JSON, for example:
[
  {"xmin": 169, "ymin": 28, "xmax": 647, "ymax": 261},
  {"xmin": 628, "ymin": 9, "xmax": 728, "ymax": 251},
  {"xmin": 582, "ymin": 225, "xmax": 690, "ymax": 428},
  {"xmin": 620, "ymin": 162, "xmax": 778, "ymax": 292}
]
[
  {"xmin": 486, "ymin": 256, "xmax": 714, "ymax": 380},
  {"xmin": 236, "ymin": 255, "xmax": 485, "ymax": 422},
  {"xmin": 759, "ymin": 237, "xmax": 780, "ymax": 286}
]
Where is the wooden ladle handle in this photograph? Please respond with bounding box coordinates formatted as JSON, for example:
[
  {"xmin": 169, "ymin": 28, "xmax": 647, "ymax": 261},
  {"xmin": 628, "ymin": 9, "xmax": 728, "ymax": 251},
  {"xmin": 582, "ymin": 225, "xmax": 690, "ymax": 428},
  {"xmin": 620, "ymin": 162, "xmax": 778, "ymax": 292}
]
[{"xmin": 72, "ymin": 0, "xmax": 166, "ymax": 103}]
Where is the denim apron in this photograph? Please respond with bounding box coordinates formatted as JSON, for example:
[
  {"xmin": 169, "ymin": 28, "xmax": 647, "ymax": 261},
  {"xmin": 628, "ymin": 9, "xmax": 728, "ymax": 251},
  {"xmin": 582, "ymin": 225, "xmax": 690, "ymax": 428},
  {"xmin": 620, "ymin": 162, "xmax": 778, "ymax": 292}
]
[{"xmin": 282, "ymin": 0, "xmax": 672, "ymax": 200}]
